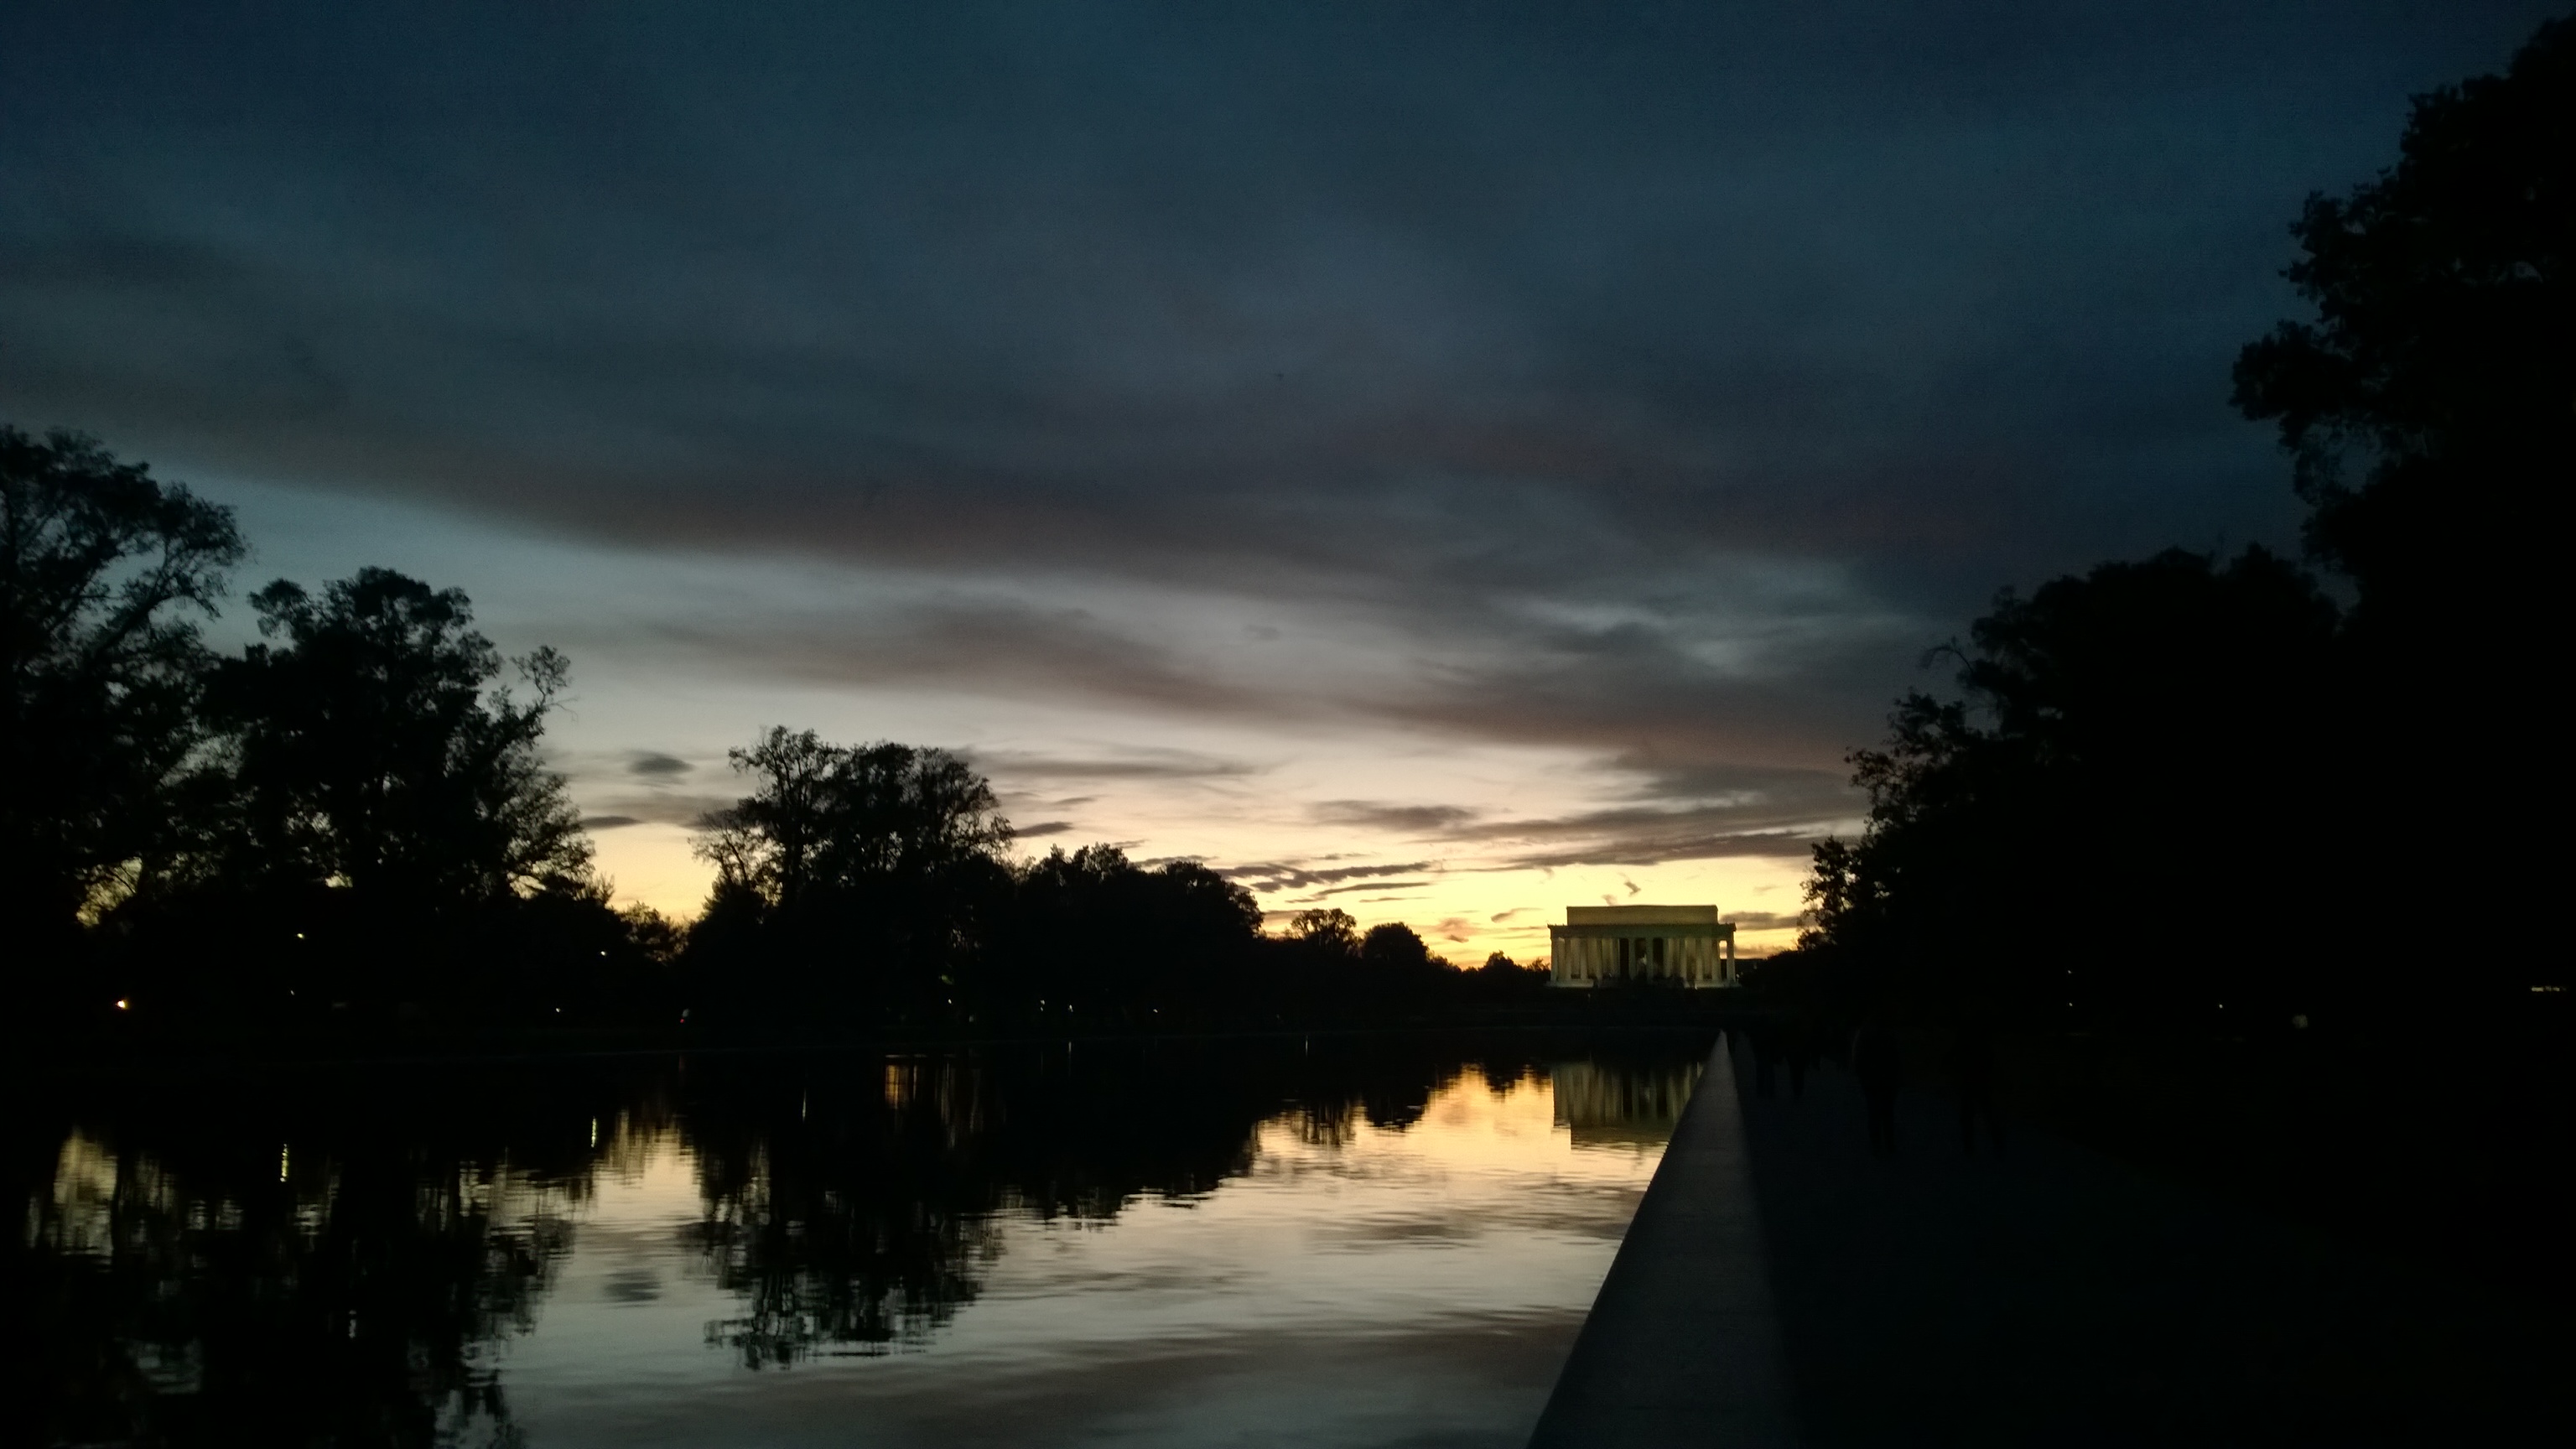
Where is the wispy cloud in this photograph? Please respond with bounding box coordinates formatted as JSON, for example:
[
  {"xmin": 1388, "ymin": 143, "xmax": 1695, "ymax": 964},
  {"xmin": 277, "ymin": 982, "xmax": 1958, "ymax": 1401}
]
[
  {"xmin": 1221, "ymin": 860, "xmax": 1441, "ymax": 893},
  {"xmin": 1290, "ymin": 880, "xmax": 1431, "ymax": 901},
  {"xmin": 971, "ymin": 746, "xmax": 1266, "ymax": 782},
  {"xmin": 1265, "ymin": 764, "xmax": 1857, "ymax": 874}
]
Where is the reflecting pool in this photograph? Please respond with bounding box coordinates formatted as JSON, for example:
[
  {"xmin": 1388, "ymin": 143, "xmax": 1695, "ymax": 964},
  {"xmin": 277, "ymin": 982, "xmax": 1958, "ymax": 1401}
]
[{"xmin": 20, "ymin": 1034, "xmax": 1709, "ymax": 1447}]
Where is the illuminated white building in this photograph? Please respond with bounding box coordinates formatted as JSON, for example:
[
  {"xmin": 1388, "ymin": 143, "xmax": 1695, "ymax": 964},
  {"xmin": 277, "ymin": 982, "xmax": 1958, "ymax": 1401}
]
[{"xmin": 1547, "ymin": 905, "xmax": 1737, "ymax": 988}]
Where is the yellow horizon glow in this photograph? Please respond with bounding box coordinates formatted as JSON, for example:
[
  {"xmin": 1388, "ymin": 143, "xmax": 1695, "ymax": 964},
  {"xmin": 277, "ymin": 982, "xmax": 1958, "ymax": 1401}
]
[{"xmin": 588, "ymin": 817, "xmax": 1810, "ymax": 964}]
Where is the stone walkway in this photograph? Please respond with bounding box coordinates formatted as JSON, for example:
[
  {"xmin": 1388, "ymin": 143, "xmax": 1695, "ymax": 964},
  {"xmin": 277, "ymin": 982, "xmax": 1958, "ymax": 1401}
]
[{"xmin": 1531, "ymin": 1034, "xmax": 2572, "ymax": 1446}]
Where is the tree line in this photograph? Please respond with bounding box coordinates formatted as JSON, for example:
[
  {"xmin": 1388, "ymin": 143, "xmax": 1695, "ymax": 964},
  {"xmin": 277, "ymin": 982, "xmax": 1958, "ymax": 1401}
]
[
  {"xmin": 0, "ymin": 449, "xmax": 1541, "ymax": 1036},
  {"xmin": 677, "ymin": 724, "xmax": 1545, "ymax": 1031},
  {"xmin": 1774, "ymin": 19, "xmax": 2570, "ymax": 1032}
]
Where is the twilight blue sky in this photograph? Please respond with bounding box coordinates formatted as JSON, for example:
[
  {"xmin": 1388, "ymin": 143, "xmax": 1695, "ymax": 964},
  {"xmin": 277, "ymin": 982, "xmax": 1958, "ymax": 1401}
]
[{"xmin": 3, "ymin": 3, "xmax": 2557, "ymax": 952}]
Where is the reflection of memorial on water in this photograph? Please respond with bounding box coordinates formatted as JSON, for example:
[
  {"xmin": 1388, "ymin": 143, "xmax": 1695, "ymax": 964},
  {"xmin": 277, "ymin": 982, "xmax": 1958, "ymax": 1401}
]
[{"xmin": 1550, "ymin": 1057, "xmax": 1708, "ymax": 1148}]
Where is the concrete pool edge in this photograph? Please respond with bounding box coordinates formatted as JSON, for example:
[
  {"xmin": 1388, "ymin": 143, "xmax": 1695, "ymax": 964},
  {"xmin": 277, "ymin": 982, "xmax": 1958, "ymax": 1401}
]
[{"xmin": 1527, "ymin": 1035, "xmax": 1794, "ymax": 1447}]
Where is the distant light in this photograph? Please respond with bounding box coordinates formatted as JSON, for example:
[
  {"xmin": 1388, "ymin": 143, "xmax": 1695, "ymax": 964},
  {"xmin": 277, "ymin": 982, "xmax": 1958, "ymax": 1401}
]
[
  {"xmin": 295, "ymin": 932, "xmax": 304, "ymax": 939},
  {"xmin": 113, "ymin": 998, "xmax": 129, "ymax": 1010},
  {"xmin": 2292, "ymin": 1014, "xmax": 2309, "ymax": 1029},
  {"xmin": 599, "ymin": 950, "xmax": 607, "ymax": 957},
  {"xmin": 2537, "ymin": 985, "xmax": 2567, "ymax": 994}
]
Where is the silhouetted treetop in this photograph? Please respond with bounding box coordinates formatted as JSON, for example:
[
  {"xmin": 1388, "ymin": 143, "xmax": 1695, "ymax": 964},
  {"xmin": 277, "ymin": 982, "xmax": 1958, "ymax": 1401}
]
[
  {"xmin": 2233, "ymin": 18, "xmax": 2570, "ymax": 601},
  {"xmin": 0, "ymin": 426, "xmax": 242, "ymax": 944},
  {"xmin": 695, "ymin": 727, "xmax": 1012, "ymax": 909},
  {"xmin": 1361, "ymin": 921, "xmax": 1439, "ymax": 973},
  {"xmin": 1803, "ymin": 548, "xmax": 2349, "ymax": 1021},
  {"xmin": 1286, "ymin": 907, "xmax": 1359, "ymax": 956},
  {"xmin": 208, "ymin": 567, "xmax": 590, "ymax": 906}
]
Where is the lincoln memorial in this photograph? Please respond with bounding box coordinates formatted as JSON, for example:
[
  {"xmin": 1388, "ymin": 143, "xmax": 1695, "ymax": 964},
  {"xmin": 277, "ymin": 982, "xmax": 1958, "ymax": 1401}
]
[{"xmin": 1548, "ymin": 905, "xmax": 1738, "ymax": 988}]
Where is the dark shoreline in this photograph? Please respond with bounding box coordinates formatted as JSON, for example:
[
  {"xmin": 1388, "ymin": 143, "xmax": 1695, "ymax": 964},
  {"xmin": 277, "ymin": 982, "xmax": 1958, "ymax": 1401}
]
[{"xmin": 5, "ymin": 999, "xmax": 1754, "ymax": 1080}]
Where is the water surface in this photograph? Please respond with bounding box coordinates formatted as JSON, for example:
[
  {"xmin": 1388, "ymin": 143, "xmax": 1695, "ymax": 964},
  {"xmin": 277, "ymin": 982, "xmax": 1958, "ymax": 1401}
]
[{"xmin": 23, "ymin": 1035, "xmax": 1708, "ymax": 1447}]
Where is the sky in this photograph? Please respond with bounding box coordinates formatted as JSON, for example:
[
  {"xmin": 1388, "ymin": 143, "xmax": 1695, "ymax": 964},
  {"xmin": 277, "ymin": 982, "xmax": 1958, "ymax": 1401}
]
[{"xmin": 3, "ymin": 2, "xmax": 2558, "ymax": 960}]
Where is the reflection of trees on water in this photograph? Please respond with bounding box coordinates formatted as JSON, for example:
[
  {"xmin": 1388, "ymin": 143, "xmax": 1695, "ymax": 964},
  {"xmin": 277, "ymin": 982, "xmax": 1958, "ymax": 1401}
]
[
  {"xmin": 16, "ymin": 1035, "xmax": 1716, "ymax": 1427},
  {"xmin": 681, "ymin": 1057, "xmax": 1009, "ymax": 1364},
  {"xmin": 9, "ymin": 1069, "xmax": 636, "ymax": 1447}
]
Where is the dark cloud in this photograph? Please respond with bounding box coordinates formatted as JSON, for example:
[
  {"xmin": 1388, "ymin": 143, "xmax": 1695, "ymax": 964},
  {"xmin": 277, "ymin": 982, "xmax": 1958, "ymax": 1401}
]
[
  {"xmin": 1, "ymin": 1, "xmax": 2554, "ymax": 812},
  {"xmin": 1015, "ymin": 820, "xmax": 1077, "ymax": 839},
  {"xmin": 627, "ymin": 752, "xmax": 693, "ymax": 778},
  {"xmin": 619, "ymin": 599, "xmax": 1283, "ymax": 720},
  {"xmin": 1290, "ymin": 880, "xmax": 1431, "ymax": 901},
  {"xmin": 1253, "ymin": 766, "xmax": 1857, "ymax": 873},
  {"xmin": 1311, "ymin": 801, "xmax": 1481, "ymax": 834},
  {"xmin": 1722, "ymin": 911, "xmax": 1808, "ymax": 932},
  {"xmin": 574, "ymin": 792, "xmax": 740, "ymax": 830},
  {"xmin": 1500, "ymin": 830, "xmax": 1818, "ymax": 872}
]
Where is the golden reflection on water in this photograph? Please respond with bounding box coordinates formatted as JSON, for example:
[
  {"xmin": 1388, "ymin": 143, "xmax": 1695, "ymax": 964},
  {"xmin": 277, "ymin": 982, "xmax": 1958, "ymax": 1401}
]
[{"xmin": 502, "ymin": 1061, "xmax": 1683, "ymax": 1446}]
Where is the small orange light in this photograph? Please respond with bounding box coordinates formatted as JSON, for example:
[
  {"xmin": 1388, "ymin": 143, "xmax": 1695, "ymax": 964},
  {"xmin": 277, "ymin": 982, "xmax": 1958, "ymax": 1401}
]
[{"xmin": 114, "ymin": 999, "xmax": 130, "ymax": 1010}]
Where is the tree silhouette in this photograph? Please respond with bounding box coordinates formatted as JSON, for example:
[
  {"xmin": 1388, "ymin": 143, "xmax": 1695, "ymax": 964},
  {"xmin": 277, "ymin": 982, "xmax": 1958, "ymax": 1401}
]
[
  {"xmin": 990, "ymin": 844, "xmax": 1264, "ymax": 1026},
  {"xmin": 2232, "ymin": 18, "xmax": 2571, "ymax": 630},
  {"xmin": 1285, "ymin": 907, "xmax": 1359, "ymax": 956},
  {"xmin": 1801, "ymin": 17, "xmax": 2576, "ymax": 1023},
  {"xmin": 698, "ymin": 728, "xmax": 1010, "ymax": 910},
  {"xmin": 686, "ymin": 728, "xmax": 1015, "ymax": 1026},
  {"xmin": 2228, "ymin": 16, "xmax": 2569, "ymax": 989},
  {"xmin": 0, "ymin": 428, "xmax": 242, "ymax": 971},
  {"xmin": 109, "ymin": 568, "xmax": 605, "ymax": 1021},
  {"xmin": 209, "ymin": 569, "xmax": 590, "ymax": 908},
  {"xmin": 1801, "ymin": 548, "xmax": 2346, "ymax": 1022}
]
